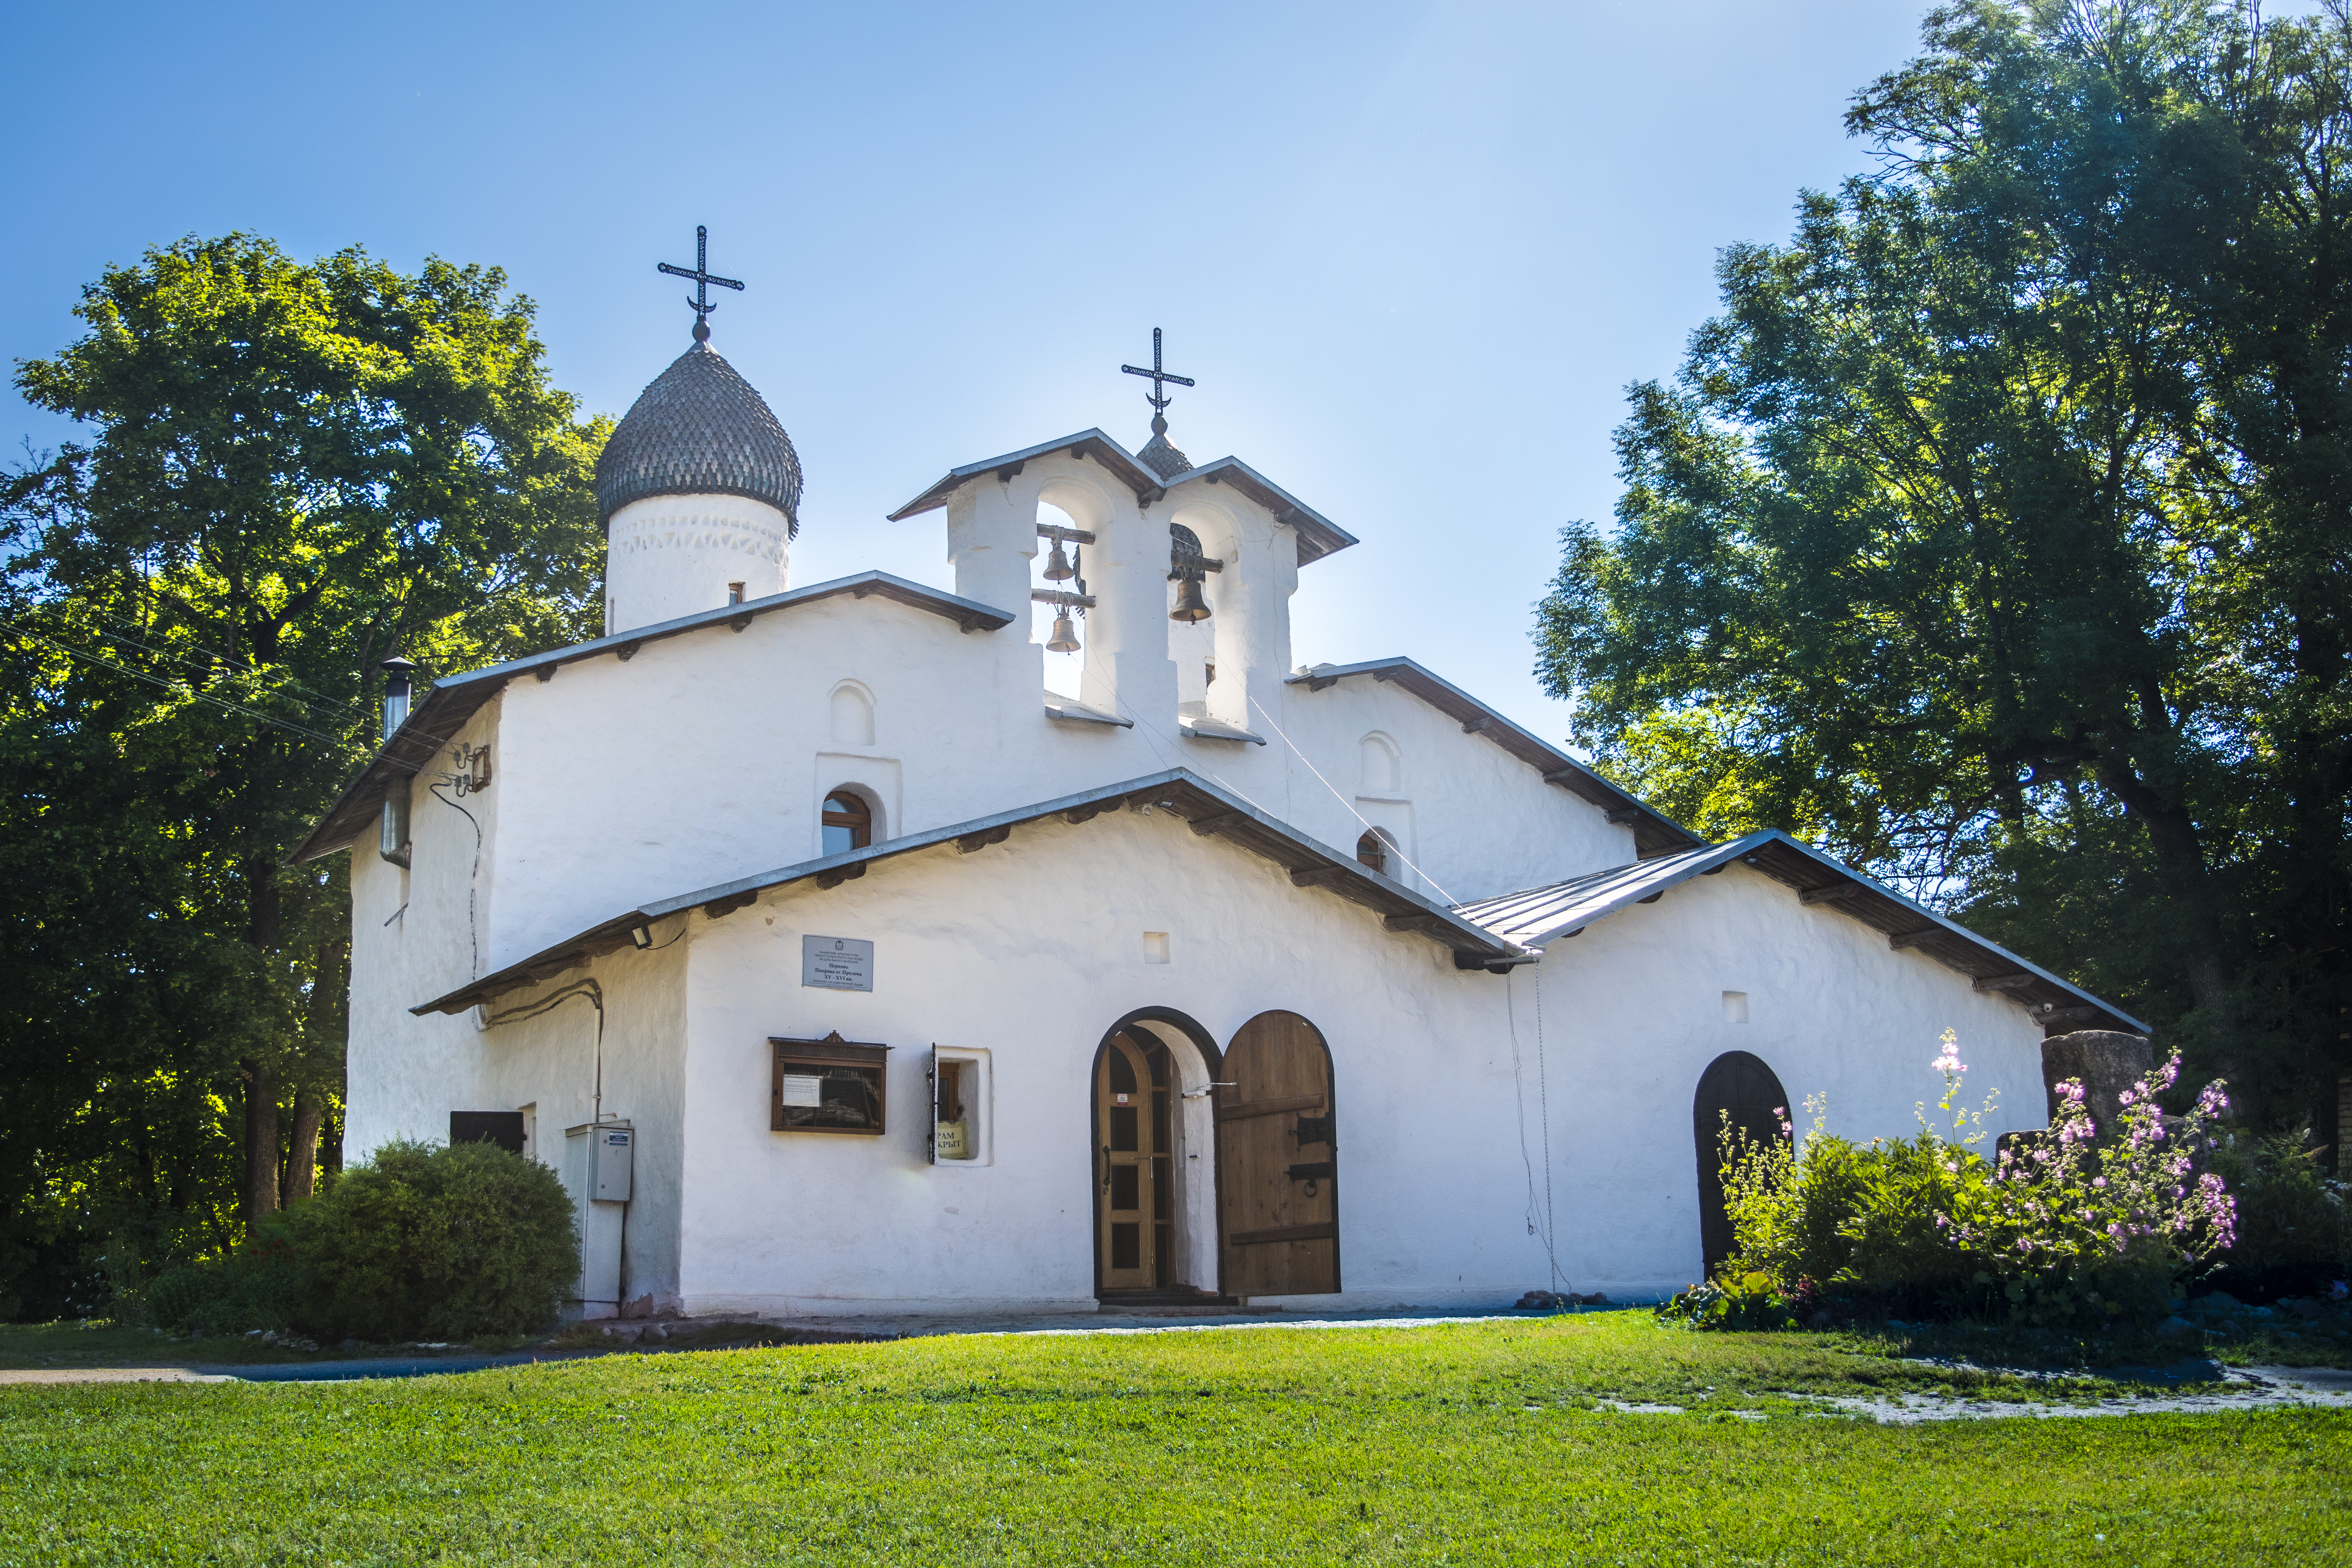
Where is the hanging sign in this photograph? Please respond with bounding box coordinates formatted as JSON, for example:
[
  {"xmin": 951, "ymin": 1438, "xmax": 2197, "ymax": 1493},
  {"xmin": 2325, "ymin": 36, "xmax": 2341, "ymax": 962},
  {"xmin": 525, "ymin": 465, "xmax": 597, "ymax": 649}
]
[{"xmin": 801, "ymin": 935, "xmax": 874, "ymax": 992}]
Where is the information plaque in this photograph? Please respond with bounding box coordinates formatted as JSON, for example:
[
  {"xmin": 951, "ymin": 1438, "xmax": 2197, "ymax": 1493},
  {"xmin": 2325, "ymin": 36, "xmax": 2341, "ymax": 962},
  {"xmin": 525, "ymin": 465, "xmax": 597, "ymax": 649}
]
[{"xmin": 801, "ymin": 935, "xmax": 874, "ymax": 992}]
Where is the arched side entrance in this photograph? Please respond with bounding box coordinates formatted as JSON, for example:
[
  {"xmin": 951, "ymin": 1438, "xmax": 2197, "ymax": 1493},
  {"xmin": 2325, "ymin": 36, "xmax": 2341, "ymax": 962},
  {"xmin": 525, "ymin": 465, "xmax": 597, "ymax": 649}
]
[
  {"xmin": 1089, "ymin": 1010, "xmax": 1223, "ymax": 1301},
  {"xmin": 1218, "ymin": 1011, "xmax": 1339, "ymax": 1298},
  {"xmin": 1692, "ymin": 1050, "xmax": 1790, "ymax": 1280}
]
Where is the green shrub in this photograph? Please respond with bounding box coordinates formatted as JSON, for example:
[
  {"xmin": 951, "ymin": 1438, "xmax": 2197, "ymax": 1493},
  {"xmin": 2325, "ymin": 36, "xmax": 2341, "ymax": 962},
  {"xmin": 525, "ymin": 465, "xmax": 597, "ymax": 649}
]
[
  {"xmin": 1686, "ymin": 1031, "xmax": 2237, "ymax": 1330},
  {"xmin": 289, "ymin": 1140, "xmax": 577, "ymax": 1342},
  {"xmin": 141, "ymin": 1229, "xmax": 306, "ymax": 1336},
  {"xmin": 2204, "ymin": 1128, "xmax": 2349, "ymax": 1298}
]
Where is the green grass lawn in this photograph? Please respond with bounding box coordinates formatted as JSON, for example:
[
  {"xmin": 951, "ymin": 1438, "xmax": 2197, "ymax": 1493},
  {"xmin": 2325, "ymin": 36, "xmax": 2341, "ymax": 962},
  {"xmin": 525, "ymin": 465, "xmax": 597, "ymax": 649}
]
[{"xmin": 3, "ymin": 1313, "xmax": 2347, "ymax": 1565}]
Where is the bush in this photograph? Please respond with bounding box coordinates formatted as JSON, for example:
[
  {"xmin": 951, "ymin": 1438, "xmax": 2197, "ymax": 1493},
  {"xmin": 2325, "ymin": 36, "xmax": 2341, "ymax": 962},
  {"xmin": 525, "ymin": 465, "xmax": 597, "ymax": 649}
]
[
  {"xmin": 2203, "ymin": 1128, "xmax": 2350, "ymax": 1301},
  {"xmin": 1677, "ymin": 1031, "xmax": 2237, "ymax": 1330},
  {"xmin": 141, "ymin": 1230, "xmax": 306, "ymax": 1336},
  {"xmin": 290, "ymin": 1139, "xmax": 578, "ymax": 1342}
]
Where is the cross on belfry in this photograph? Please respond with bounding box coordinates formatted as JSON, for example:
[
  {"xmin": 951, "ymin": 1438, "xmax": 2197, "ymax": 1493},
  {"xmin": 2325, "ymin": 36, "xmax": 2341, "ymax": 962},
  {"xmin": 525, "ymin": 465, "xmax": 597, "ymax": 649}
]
[
  {"xmin": 658, "ymin": 225, "xmax": 745, "ymax": 344},
  {"xmin": 1121, "ymin": 328, "xmax": 1195, "ymax": 426}
]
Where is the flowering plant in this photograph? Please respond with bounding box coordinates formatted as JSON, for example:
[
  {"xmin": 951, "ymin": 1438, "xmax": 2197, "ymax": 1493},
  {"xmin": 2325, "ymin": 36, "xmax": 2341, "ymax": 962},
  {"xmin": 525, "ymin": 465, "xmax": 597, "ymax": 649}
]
[{"xmin": 1704, "ymin": 1031, "xmax": 2237, "ymax": 1329}]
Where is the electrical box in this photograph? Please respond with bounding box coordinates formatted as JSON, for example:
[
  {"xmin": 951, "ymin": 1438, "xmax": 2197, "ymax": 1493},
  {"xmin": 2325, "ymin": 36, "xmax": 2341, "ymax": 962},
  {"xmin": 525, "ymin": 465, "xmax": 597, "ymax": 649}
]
[
  {"xmin": 591, "ymin": 1121, "xmax": 633, "ymax": 1201},
  {"xmin": 562, "ymin": 1119, "xmax": 632, "ymax": 1317}
]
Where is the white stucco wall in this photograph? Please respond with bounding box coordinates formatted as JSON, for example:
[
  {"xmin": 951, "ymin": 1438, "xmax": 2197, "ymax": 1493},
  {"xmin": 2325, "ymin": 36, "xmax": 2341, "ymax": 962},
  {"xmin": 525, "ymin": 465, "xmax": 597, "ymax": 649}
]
[{"xmin": 393, "ymin": 808, "xmax": 2051, "ymax": 1319}]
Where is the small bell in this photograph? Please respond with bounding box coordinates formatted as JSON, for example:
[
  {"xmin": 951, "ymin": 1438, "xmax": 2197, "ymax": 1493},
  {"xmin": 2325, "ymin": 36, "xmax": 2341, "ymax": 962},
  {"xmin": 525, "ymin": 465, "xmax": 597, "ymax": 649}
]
[
  {"xmin": 1043, "ymin": 539, "xmax": 1075, "ymax": 581},
  {"xmin": 1046, "ymin": 609, "xmax": 1081, "ymax": 652},
  {"xmin": 1169, "ymin": 575, "xmax": 1211, "ymax": 623}
]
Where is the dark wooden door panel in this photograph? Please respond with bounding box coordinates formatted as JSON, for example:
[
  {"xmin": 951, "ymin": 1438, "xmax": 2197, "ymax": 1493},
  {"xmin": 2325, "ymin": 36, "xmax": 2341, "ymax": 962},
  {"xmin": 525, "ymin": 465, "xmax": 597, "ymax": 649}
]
[{"xmin": 1217, "ymin": 1011, "xmax": 1339, "ymax": 1296}]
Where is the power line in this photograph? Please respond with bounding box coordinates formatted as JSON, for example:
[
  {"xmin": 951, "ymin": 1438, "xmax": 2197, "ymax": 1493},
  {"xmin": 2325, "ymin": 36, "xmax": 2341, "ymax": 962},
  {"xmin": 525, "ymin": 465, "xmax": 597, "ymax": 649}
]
[{"xmin": 9, "ymin": 631, "xmax": 363, "ymax": 750}]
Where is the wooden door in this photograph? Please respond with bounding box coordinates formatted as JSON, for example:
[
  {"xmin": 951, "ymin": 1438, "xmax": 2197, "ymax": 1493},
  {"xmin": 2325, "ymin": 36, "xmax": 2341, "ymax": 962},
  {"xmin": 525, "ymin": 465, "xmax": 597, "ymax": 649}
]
[
  {"xmin": 1095, "ymin": 1032, "xmax": 1173, "ymax": 1292},
  {"xmin": 1693, "ymin": 1050, "xmax": 1790, "ymax": 1278},
  {"xmin": 1217, "ymin": 1011, "xmax": 1339, "ymax": 1296}
]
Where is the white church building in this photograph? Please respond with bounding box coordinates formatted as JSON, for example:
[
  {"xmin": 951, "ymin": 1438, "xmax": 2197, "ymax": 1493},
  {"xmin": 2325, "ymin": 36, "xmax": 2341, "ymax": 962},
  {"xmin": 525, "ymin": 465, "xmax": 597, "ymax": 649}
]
[{"xmin": 298, "ymin": 296, "xmax": 2143, "ymax": 1320}]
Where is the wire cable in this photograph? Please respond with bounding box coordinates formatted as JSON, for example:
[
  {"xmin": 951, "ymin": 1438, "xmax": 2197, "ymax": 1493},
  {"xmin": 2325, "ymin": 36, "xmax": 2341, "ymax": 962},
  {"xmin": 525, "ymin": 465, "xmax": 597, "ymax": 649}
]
[
  {"xmin": 1245, "ymin": 691, "xmax": 1463, "ymax": 907},
  {"xmin": 484, "ymin": 979, "xmax": 608, "ymax": 1124},
  {"xmin": 427, "ymin": 777, "xmax": 482, "ymax": 980},
  {"xmin": 10, "ymin": 631, "xmax": 362, "ymax": 748}
]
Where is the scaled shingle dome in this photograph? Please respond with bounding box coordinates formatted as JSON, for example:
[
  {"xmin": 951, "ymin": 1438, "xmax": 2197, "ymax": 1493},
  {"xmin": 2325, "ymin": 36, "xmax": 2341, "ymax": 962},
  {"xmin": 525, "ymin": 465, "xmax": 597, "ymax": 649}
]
[{"xmin": 594, "ymin": 344, "xmax": 803, "ymax": 533}]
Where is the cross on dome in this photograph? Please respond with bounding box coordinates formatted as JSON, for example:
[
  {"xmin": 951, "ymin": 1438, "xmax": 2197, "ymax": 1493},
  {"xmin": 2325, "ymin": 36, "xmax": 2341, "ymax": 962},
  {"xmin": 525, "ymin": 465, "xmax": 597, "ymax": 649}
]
[{"xmin": 658, "ymin": 225, "xmax": 746, "ymax": 344}]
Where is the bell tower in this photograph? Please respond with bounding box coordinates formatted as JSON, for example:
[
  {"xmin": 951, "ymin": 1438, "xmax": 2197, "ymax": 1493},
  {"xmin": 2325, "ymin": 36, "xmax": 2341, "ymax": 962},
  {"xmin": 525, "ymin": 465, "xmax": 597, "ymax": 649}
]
[{"xmin": 596, "ymin": 228, "xmax": 803, "ymax": 636}]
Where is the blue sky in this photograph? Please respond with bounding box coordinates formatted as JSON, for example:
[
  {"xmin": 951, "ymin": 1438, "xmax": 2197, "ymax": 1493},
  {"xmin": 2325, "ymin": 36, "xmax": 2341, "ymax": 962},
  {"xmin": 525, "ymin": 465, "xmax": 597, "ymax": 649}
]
[{"xmin": 5, "ymin": 0, "xmax": 1945, "ymax": 745}]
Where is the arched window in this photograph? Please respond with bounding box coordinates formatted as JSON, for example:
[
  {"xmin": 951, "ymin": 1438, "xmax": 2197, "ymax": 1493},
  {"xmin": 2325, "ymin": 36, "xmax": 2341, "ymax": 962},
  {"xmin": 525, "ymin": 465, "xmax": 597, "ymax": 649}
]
[
  {"xmin": 1355, "ymin": 830, "xmax": 1389, "ymax": 876},
  {"xmin": 1359, "ymin": 734, "xmax": 1401, "ymax": 795},
  {"xmin": 822, "ymin": 791, "xmax": 872, "ymax": 855}
]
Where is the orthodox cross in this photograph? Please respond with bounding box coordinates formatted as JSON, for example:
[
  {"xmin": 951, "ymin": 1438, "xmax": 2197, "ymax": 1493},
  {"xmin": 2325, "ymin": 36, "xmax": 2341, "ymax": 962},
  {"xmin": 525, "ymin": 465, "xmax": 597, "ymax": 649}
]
[
  {"xmin": 658, "ymin": 225, "xmax": 745, "ymax": 343},
  {"xmin": 1121, "ymin": 327, "xmax": 1195, "ymax": 419}
]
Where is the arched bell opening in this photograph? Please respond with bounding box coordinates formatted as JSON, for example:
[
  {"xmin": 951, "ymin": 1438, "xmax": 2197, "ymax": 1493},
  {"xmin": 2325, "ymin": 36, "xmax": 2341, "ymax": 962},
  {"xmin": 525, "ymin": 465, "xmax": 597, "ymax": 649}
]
[
  {"xmin": 1218, "ymin": 1011, "xmax": 1340, "ymax": 1298},
  {"xmin": 1087, "ymin": 1009, "xmax": 1225, "ymax": 1303},
  {"xmin": 1692, "ymin": 1049, "xmax": 1791, "ymax": 1280}
]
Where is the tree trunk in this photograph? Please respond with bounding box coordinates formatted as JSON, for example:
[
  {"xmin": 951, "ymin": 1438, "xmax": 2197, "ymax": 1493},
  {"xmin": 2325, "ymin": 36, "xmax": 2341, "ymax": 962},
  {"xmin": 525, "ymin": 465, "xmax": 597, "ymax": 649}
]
[
  {"xmin": 241, "ymin": 1056, "xmax": 279, "ymax": 1232},
  {"xmin": 284, "ymin": 1087, "xmax": 323, "ymax": 1204}
]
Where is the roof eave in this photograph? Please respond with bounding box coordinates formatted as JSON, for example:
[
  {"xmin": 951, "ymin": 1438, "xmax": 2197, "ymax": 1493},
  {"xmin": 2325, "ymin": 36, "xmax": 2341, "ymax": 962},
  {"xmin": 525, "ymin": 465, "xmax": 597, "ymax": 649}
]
[
  {"xmin": 410, "ymin": 768, "xmax": 1523, "ymax": 1016},
  {"xmin": 886, "ymin": 430, "xmax": 1163, "ymax": 519},
  {"xmin": 289, "ymin": 571, "xmax": 1019, "ymax": 864}
]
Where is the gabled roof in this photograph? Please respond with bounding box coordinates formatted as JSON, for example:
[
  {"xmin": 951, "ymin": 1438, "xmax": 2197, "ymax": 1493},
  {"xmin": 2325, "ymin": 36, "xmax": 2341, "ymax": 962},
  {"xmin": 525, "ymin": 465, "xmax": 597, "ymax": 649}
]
[
  {"xmin": 1453, "ymin": 829, "xmax": 2147, "ymax": 1034},
  {"xmin": 410, "ymin": 768, "xmax": 1529, "ymax": 1016},
  {"xmin": 1166, "ymin": 456, "xmax": 1357, "ymax": 565},
  {"xmin": 1283, "ymin": 658, "xmax": 1697, "ymax": 859},
  {"xmin": 886, "ymin": 431, "xmax": 1357, "ymax": 566},
  {"xmin": 289, "ymin": 571, "xmax": 1017, "ymax": 865},
  {"xmin": 888, "ymin": 430, "xmax": 1165, "ymax": 519}
]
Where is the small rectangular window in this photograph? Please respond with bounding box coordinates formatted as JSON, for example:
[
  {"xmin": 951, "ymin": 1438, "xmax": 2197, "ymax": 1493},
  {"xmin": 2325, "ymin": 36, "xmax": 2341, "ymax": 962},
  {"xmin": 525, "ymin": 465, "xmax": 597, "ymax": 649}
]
[
  {"xmin": 1143, "ymin": 931, "xmax": 1170, "ymax": 964},
  {"xmin": 728, "ymin": 581, "xmax": 746, "ymax": 604},
  {"xmin": 1723, "ymin": 991, "xmax": 1750, "ymax": 1023},
  {"xmin": 769, "ymin": 1032, "xmax": 890, "ymax": 1135}
]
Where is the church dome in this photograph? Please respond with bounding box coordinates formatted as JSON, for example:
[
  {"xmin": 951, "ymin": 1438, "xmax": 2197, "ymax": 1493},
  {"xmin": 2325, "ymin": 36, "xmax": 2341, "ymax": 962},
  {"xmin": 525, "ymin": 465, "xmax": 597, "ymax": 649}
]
[{"xmin": 594, "ymin": 344, "xmax": 803, "ymax": 533}]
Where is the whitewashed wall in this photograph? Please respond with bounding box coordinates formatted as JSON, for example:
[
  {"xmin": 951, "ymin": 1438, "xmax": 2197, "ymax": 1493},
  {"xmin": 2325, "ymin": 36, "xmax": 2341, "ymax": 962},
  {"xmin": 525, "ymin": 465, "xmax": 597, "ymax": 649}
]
[{"xmin": 567, "ymin": 812, "xmax": 2044, "ymax": 1317}]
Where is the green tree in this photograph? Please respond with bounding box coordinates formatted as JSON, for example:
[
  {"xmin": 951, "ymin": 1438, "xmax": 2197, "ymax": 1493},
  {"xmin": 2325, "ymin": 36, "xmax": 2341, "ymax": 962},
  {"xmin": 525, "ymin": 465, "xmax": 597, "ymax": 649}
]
[
  {"xmin": 0, "ymin": 233, "xmax": 605, "ymax": 1316},
  {"xmin": 1535, "ymin": 1, "xmax": 2351, "ymax": 1129}
]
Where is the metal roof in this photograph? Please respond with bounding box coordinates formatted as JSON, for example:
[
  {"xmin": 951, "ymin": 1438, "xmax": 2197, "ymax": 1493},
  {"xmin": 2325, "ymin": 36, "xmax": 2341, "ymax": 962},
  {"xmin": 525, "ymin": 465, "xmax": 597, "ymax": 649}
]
[
  {"xmin": 594, "ymin": 344, "xmax": 803, "ymax": 529},
  {"xmin": 886, "ymin": 431, "xmax": 1357, "ymax": 566},
  {"xmin": 1452, "ymin": 828, "xmax": 2148, "ymax": 1034},
  {"xmin": 288, "ymin": 572, "xmax": 1018, "ymax": 865},
  {"xmin": 1283, "ymin": 658, "xmax": 1697, "ymax": 859},
  {"xmin": 410, "ymin": 768, "xmax": 1529, "ymax": 1016}
]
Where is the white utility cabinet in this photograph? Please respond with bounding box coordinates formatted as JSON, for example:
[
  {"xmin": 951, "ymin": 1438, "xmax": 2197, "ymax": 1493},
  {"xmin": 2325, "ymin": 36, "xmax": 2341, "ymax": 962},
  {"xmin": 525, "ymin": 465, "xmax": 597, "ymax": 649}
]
[{"xmin": 563, "ymin": 1119, "xmax": 633, "ymax": 1317}]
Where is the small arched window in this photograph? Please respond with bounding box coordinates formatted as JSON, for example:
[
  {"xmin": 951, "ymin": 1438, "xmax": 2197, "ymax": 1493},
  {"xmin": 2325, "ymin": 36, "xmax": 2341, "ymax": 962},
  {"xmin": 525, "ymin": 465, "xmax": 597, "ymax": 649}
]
[
  {"xmin": 1355, "ymin": 830, "xmax": 1389, "ymax": 877},
  {"xmin": 1360, "ymin": 734, "xmax": 1401, "ymax": 795},
  {"xmin": 822, "ymin": 791, "xmax": 872, "ymax": 855}
]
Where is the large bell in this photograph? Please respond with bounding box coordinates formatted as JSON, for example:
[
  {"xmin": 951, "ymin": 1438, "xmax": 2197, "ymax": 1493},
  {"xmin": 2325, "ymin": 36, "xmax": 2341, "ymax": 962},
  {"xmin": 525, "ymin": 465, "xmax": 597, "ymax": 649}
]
[
  {"xmin": 1043, "ymin": 539, "xmax": 1075, "ymax": 581},
  {"xmin": 1169, "ymin": 575, "xmax": 1211, "ymax": 623},
  {"xmin": 1046, "ymin": 609, "xmax": 1081, "ymax": 653}
]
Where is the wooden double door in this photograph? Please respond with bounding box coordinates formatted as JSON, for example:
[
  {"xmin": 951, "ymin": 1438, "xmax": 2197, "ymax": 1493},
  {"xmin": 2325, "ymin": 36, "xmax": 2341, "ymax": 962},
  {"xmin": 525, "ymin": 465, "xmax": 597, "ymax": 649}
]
[{"xmin": 1092, "ymin": 1012, "xmax": 1341, "ymax": 1299}]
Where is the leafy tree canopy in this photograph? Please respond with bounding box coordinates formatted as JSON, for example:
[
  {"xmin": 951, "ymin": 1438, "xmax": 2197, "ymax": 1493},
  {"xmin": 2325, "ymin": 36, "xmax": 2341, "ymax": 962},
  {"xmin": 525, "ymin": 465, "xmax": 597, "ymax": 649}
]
[
  {"xmin": 0, "ymin": 233, "xmax": 605, "ymax": 1316},
  {"xmin": 1535, "ymin": 1, "xmax": 2352, "ymax": 1127}
]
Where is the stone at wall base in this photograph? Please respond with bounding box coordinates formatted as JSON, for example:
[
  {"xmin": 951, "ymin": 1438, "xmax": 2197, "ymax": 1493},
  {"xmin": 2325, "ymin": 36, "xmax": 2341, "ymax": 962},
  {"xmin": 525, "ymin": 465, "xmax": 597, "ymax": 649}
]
[{"xmin": 2041, "ymin": 1030, "xmax": 2154, "ymax": 1135}]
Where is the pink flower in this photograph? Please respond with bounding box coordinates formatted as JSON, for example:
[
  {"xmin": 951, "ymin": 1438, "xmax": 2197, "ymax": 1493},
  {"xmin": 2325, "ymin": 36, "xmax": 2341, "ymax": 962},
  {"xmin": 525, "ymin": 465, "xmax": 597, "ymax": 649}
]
[{"xmin": 2092, "ymin": 1177, "xmax": 2106, "ymax": 1188}]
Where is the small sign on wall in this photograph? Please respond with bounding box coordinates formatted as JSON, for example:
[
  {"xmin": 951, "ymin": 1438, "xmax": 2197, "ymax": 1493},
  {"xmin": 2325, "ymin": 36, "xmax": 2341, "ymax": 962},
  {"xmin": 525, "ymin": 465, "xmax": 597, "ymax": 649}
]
[{"xmin": 802, "ymin": 934, "xmax": 874, "ymax": 992}]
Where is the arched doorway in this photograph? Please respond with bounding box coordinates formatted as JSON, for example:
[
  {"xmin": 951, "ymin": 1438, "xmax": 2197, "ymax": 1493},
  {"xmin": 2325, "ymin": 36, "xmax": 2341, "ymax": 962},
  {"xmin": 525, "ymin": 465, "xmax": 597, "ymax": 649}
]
[
  {"xmin": 1692, "ymin": 1050, "xmax": 1790, "ymax": 1279},
  {"xmin": 1090, "ymin": 1011, "xmax": 1222, "ymax": 1301},
  {"xmin": 1218, "ymin": 1011, "xmax": 1339, "ymax": 1298}
]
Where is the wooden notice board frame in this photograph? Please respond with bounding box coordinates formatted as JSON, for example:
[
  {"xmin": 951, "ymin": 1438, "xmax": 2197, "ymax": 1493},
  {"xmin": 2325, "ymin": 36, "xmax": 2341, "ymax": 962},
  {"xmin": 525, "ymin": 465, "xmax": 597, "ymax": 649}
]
[{"xmin": 769, "ymin": 1031, "xmax": 891, "ymax": 1135}]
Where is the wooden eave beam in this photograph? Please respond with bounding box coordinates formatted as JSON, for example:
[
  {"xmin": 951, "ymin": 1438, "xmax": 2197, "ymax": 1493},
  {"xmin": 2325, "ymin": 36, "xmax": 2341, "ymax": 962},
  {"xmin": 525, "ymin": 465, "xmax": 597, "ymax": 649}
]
[
  {"xmin": 1973, "ymin": 972, "xmax": 2039, "ymax": 993},
  {"xmin": 1800, "ymin": 883, "xmax": 1866, "ymax": 906},
  {"xmin": 815, "ymin": 862, "xmax": 868, "ymax": 891},
  {"xmin": 957, "ymin": 824, "xmax": 1013, "ymax": 854},
  {"xmin": 1889, "ymin": 927, "xmax": 1941, "ymax": 950}
]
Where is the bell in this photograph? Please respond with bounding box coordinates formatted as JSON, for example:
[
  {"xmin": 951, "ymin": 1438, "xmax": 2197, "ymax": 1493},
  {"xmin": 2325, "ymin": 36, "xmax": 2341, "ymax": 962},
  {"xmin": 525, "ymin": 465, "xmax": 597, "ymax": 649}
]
[
  {"xmin": 1169, "ymin": 575, "xmax": 1211, "ymax": 623},
  {"xmin": 1043, "ymin": 539, "xmax": 1075, "ymax": 581},
  {"xmin": 1046, "ymin": 609, "xmax": 1081, "ymax": 653}
]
